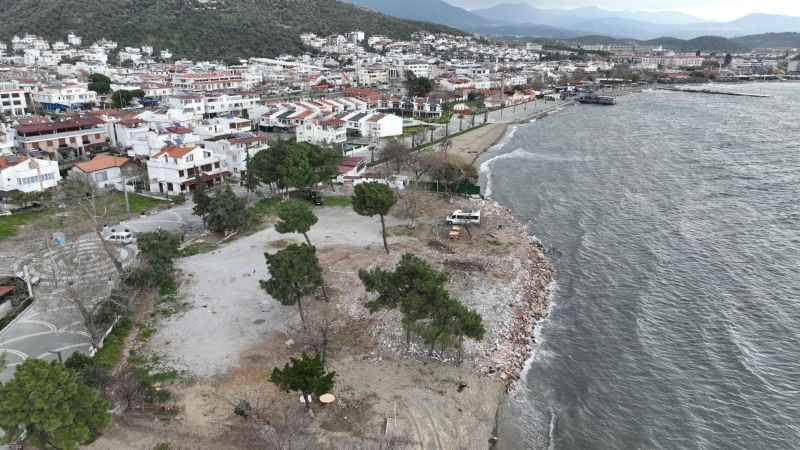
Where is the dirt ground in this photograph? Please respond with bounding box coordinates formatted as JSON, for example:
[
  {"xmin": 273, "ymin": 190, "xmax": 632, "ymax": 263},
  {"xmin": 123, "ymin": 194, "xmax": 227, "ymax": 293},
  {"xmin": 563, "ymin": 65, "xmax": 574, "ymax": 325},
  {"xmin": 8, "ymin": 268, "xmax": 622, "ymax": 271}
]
[{"xmin": 89, "ymin": 193, "xmax": 550, "ymax": 450}]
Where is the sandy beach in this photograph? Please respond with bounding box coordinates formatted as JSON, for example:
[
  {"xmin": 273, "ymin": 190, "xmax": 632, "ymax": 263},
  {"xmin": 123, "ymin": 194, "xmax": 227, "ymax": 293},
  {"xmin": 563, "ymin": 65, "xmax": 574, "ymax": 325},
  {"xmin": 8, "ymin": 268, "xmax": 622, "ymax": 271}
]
[{"xmin": 446, "ymin": 122, "xmax": 510, "ymax": 164}]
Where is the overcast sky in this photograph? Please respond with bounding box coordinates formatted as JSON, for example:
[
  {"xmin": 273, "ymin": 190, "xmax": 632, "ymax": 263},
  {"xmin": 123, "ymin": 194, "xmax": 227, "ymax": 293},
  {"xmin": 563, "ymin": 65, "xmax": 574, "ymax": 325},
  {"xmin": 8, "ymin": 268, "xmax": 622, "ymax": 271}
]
[{"xmin": 445, "ymin": 0, "xmax": 800, "ymax": 21}]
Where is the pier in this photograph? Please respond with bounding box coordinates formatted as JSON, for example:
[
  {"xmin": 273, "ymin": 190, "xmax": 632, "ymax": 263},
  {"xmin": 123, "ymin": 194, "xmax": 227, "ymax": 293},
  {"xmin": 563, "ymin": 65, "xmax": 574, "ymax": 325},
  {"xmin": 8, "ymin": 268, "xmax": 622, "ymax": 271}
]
[{"xmin": 658, "ymin": 87, "xmax": 770, "ymax": 98}]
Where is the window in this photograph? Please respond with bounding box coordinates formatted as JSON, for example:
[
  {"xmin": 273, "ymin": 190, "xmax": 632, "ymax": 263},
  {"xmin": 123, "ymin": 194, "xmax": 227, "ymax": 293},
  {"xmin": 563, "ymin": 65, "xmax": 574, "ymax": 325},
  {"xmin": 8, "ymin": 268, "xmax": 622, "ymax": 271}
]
[
  {"xmin": 95, "ymin": 171, "xmax": 108, "ymax": 182},
  {"xmin": 203, "ymin": 151, "xmax": 211, "ymax": 158},
  {"xmin": 186, "ymin": 155, "xmax": 194, "ymax": 162},
  {"xmin": 179, "ymin": 170, "xmax": 185, "ymax": 177},
  {"xmin": 214, "ymin": 162, "xmax": 220, "ymax": 169}
]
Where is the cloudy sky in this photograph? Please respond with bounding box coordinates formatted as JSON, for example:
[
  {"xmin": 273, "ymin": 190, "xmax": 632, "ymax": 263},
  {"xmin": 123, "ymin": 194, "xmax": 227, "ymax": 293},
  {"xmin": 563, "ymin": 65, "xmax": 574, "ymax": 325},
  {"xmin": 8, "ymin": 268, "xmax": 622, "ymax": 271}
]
[{"xmin": 444, "ymin": 0, "xmax": 800, "ymax": 21}]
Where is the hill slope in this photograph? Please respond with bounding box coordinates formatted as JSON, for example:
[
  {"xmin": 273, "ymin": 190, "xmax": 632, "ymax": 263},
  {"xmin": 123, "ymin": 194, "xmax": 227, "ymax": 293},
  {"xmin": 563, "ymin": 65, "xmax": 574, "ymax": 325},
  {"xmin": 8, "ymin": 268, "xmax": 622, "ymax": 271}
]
[
  {"xmin": 0, "ymin": 0, "xmax": 462, "ymax": 60},
  {"xmin": 347, "ymin": 0, "xmax": 489, "ymax": 29},
  {"xmin": 731, "ymin": 32, "xmax": 800, "ymax": 49}
]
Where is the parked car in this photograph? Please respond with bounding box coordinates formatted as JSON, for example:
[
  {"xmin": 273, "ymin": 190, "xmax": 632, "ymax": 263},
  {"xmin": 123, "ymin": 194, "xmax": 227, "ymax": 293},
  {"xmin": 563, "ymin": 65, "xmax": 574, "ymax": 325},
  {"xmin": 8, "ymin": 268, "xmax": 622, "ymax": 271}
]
[
  {"xmin": 304, "ymin": 190, "xmax": 324, "ymax": 206},
  {"xmin": 105, "ymin": 227, "xmax": 135, "ymax": 245},
  {"xmin": 446, "ymin": 210, "xmax": 481, "ymax": 226}
]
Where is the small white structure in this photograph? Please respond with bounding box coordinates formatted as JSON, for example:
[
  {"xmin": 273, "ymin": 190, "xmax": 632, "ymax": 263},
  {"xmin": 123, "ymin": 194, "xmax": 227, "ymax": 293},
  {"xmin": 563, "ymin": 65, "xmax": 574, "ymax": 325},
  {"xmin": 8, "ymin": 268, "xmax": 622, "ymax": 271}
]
[
  {"xmin": 70, "ymin": 154, "xmax": 135, "ymax": 189},
  {"xmin": 365, "ymin": 113, "xmax": 402, "ymax": 138},
  {"xmin": 0, "ymin": 155, "xmax": 62, "ymax": 193}
]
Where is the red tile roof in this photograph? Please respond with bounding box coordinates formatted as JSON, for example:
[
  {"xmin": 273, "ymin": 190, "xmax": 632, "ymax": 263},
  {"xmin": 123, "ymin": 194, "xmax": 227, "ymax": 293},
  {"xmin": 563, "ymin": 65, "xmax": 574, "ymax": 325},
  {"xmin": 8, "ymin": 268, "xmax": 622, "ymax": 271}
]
[
  {"xmin": 153, "ymin": 145, "xmax": 196, "ymax": 159},
  {"xmin": 74, "ymin": 155, "xmax": 131, "ymax": 173},
  {"xmin": 16, "ymin": 117, "xmax": 105, "ymax": 135},
  {"xmin": 0, "ymin": 156, "xmax": 28, "ymax": 170}
]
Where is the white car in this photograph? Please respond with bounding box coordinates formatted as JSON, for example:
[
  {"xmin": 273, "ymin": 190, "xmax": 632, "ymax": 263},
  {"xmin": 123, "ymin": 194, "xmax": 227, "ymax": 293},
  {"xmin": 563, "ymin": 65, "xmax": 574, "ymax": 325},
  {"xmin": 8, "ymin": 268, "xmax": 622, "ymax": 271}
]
[
  {"xmin": 446, "ymin": 210, "xmax": 481, "ymax": 226},
  {"xmin": 105, "ymin": 227, "xmax": 135, "ymax": 245}
]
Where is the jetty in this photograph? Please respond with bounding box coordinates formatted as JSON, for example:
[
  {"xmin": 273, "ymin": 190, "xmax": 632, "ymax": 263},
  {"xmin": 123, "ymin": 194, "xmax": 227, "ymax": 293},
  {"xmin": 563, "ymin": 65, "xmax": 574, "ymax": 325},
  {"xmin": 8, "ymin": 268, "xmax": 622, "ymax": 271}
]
[
  {"xmin": 658, "ymin": 87, "xmax": 770, "ymax": 98},
  {"xmin": 577, "ymin": 94, "xmax": 616, "ymax": 105}
]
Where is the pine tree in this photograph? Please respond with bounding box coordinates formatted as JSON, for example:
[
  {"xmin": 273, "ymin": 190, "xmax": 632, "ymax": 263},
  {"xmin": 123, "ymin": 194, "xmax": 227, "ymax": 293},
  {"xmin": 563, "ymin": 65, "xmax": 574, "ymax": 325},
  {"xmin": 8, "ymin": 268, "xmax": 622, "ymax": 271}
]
[
  {"xmin": 269, "ymin": 353, "xmax": 335, "ymax": 414},
  {"xmin": 261, "ymin": 244, "xmax": 325, "ymax": 329},
  {"xmin": 352, "ymin": 182, "xmax": 396, "ymax": 254},
  {"xmin": 0, "ymin": 359, "xmax": 110, "ymax": 450}
]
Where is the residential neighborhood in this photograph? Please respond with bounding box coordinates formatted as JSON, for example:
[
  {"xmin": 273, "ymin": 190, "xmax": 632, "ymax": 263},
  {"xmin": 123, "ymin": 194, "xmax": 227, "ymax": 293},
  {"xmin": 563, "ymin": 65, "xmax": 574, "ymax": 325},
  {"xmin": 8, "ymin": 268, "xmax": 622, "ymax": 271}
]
[{"xmin": 1, "ymin": 16, "xmax": 799, "ymax": 450}]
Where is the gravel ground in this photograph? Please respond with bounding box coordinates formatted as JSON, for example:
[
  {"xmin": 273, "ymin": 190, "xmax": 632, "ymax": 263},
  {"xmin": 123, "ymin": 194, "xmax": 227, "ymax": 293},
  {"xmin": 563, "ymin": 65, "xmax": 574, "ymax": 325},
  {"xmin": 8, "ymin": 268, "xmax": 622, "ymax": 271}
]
[{"xmin": 149, "ymin": 206, "xmax": 407, "ymax": 378}]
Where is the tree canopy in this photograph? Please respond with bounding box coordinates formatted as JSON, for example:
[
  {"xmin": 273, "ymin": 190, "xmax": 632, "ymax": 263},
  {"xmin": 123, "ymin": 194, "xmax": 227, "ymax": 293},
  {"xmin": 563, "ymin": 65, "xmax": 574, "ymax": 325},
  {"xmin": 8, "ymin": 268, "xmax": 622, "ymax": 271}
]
[
  {"xmin": 269, "ymin": 353, "xmax": 335, "ymax": 413},
  {"xmin": 352, "ymin": 182, "xmax": 396, "ymax": 254},
  {"xmin": 275, "ymin": 200, "xmax": 318, "ymax": 246},
  {"xmin": 205, "ymin": 185, "xmax": 251, "ymax": 234},
  {"xmin": 261, "ymin": 244, "xmax": 325, "ymax": 328},
  {"xmin": 404, "ymin": 71, "xmax": 434, "ymax": 98},
  {"xmin": 111, "ymin": 89, "xmax": 145, "ymax": 108},
  {"xmin": 359, "ymin": 253, "xmax": 485, "ymax": 356},
  {"xmin": 129, "ymin": 229, "xmax": 181, "ymax": 287},
  {"xmin": 248, "ymin": 141, "xmax": 342, "ymax": 192},
  {"xmin": 0, "ymin": 359, "xmax": 110, "ymax": 450},
  {"xmin": 87, "ymin": 73, "xmax": 111, "ymax": 94}
]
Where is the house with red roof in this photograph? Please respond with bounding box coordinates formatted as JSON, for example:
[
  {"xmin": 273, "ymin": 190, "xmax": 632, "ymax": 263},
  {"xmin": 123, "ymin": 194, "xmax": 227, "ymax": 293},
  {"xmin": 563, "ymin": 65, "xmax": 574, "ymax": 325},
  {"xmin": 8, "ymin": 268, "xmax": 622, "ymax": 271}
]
[
  {"xmin": 146, "ymin": 144, "xmax": 228, "ymax": 195},
  {"xmin": 70, "ymin": 154, "xmax": 137, "ymax": 189}
]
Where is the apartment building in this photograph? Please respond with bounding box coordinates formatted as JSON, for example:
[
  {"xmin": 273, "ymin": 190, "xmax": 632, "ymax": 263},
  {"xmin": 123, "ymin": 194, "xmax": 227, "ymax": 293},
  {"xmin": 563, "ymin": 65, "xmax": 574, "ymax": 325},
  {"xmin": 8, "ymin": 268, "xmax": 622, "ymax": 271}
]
[
  {"xmin": 203, "ymin": 132, "xmax": 269, "ymax": 177},
  {"xmin": 0, "ymin": 88, "xmax": 27, "ymax": 117},
  {"xmin": 172, "ymin": 71, "xmax": 244, "ymax": 92},
  {"xmin": 15, "ymin": 117, "xmax": 107, "ymax": 157},
  {"xmin": 146, "ymin": 144, "xmax": 228, "ymax": 195},
  {"xmin": 31, "ymin": 83, "xmax": 97, "ymax": 111}
]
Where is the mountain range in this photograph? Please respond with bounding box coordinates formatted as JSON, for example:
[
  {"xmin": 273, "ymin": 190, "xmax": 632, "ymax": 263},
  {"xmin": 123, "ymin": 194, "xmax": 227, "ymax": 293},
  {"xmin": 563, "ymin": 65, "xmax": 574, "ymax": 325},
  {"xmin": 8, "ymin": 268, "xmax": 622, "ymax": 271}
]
[
  {"xmin": 349, "ymin": 0, "xmax": 800, "ymax": 42},
  {"xmin": 0, "ymin": 0, "xmax": 462, "ymax": 60}
]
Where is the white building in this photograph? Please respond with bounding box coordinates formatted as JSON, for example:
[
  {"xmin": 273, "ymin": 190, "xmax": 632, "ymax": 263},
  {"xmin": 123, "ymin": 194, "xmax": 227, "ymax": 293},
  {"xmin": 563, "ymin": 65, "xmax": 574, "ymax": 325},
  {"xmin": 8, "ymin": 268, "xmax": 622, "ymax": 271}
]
[
  {"xmin": 0, "ymin": 155, "xmax": 61, "ymax": 193},
  {"xmin": 146, "ymin": 144, "xmax": 228, "ymax": 195},
  {"xmin": 70, "ymin": 154, "xmax": 136, "ymax": 189},
  {"xmin": 31, "ymin": 84, "xmax": 97, "ymax": 112},
  {"xmin": 203, "ymin": 132, "xmax": 269, "ymax": 177},
  {"xmin": 358, "ymin": 113, "xmax": 402, "ymax": 138},
  {"xmin": 296, "ymin": 118, "xmax": 347, "ymax": 148},
  {"xmin": 0, "ymin": 88, "xmax": 27, "ymax": 117}
]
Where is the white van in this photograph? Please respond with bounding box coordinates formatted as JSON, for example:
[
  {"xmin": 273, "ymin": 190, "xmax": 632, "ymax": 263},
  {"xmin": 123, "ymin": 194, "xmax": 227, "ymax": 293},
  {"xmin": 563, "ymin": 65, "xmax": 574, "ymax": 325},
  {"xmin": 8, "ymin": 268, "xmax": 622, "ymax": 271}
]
[
  {"xmin": 446, "ymin": 210, "xmax": 481, "ymax": 226},
  {"xmin": 105, "ymin": 227, "xmax": 135, "ymax": 245}
]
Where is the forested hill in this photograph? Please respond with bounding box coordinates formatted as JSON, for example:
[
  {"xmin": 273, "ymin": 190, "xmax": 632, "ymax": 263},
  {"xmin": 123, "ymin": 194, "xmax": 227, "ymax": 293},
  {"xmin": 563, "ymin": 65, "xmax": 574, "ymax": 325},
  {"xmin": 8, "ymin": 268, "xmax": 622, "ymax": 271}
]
[{"xmin": 0, "ymin": 0, "xmax": 462, "ymax": 60}]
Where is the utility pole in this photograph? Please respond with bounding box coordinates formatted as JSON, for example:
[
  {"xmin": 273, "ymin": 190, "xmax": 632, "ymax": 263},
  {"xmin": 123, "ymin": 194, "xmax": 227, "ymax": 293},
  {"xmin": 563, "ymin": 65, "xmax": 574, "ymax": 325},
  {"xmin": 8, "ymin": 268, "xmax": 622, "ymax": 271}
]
[{"xmin": 122, "ymin": 173, "xmax": 130, "ymax": 218}]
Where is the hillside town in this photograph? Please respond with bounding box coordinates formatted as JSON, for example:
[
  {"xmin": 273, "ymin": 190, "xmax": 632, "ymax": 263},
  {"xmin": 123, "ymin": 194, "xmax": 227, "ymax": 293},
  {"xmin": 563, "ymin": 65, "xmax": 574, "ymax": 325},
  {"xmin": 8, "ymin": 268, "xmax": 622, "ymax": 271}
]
[
  {"xmin": 1, "ymin": 30, "xmax": 799, "ymax": 197},
  {"xmin": 1, "ymin": 25, "xmax": 799, "ymax": 450}
]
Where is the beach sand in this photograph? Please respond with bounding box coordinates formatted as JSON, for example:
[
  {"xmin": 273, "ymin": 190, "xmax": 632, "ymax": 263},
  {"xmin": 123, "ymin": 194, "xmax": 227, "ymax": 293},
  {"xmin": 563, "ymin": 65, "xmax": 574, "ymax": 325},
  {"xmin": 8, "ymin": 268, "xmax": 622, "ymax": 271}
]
[{"xmin": 446, "ymin": 122, "xmax": 509, "ymax": 164}]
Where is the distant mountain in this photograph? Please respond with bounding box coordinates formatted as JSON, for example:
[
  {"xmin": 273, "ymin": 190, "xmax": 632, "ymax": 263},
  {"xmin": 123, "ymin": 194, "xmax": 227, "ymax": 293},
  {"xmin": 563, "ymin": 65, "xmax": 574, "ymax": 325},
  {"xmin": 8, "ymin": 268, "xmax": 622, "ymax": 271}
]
[
  {"xmin": 471, "ymin": 3, "xmax": 704, "ymax": 28},
  {"xmin": 470, "ymin": 23, "xmax": 582, "ymax": 39},
  {"xmin": 0, "ymin": 0, "xmax": 463, "ymax": 60},
  {"xmin": 469, "ymin": 4, "xmax": 800, "ymax": 40},
  {"xmin": 731, "ymin": 32, "xmax": 800, "ymax": 49},
  {"xmin": 565, "ymin": 35, "xmax": 751, "ymax": 53},
  {"xmin": 348, "ymin": 0, "xmax": 490, "ymax": 29}
]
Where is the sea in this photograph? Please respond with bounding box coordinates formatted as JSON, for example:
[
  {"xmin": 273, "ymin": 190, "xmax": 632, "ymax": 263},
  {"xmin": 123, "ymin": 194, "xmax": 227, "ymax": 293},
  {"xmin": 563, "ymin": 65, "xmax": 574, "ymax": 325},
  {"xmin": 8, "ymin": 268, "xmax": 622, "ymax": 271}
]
[{"xmin": 481, "ymin": 83, "xmax": 800, "ymax": 450}]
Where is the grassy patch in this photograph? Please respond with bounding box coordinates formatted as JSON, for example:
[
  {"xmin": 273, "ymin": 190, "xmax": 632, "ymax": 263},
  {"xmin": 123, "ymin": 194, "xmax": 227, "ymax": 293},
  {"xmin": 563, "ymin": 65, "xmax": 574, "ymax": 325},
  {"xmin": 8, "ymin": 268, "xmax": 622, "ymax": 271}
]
[
  {"xmin": 93, "ymin": 317, "xmax": 134, "ymax": 373},
  {"xmin": 178, "ymin": 241, "xmax": 218, "ymax": 257},
  {"xmin": 487, "ymin": 239, "xmax": 510, "ymax": 247},
  {"xmin": 386, "ymin": 225, "xmax": 417, "ymax": 237},
  {"xmin": 402, "ymin": 125, "xmax": 434, "ymax": 136},
  {"xmin": 321, "ymin": 195, "xmax": 352, "ymax": 208},
  {"xmin": 250, "ymin": 197, "xmax": 282, "ymax": 218},
  {"xmin": 108, "ymin": 192, "xmax": 168, "ymax": 215},
  {"xmin": 0, "ymin": 209, "xmax": 47, "ymax": 240}
]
